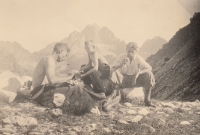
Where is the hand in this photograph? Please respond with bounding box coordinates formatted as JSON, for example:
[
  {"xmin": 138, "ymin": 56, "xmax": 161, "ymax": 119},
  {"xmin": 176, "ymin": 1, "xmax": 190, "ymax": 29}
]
[
  {"xmin": 132, "ymin": 73, "xmax": 139, "ymax": 86},
  {"xmin": 122, "ymin": 58, "xmax": 128, "ymax": 65},
  {"xmin": 68, "ymin": 70, "xmax": 79, "ymax": 76},
  {"xmin": 79, "ymin": 69, "xmax": 84, "ymax": 74}
]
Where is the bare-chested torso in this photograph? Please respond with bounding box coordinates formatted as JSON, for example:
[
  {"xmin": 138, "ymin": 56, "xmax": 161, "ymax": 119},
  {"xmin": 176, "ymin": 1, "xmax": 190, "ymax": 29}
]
[
  {"xmin": 89, "ymin": 52, "xmax": 108, "ymax": 68},
  {"xmin": 32, "ymin": 58, "xmax": 47, "ymax": 89}
]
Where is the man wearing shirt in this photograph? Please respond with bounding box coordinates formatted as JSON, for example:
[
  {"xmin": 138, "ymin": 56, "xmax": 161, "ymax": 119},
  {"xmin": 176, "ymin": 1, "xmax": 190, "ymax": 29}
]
[{"xmin": 112, "ymin": 42, "xmax": 155, "ymax": 107}]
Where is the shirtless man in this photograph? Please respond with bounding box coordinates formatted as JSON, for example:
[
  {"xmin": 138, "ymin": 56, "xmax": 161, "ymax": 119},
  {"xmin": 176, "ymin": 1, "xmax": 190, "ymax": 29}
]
[
  {"xmin": 80, "ymin": 40, "xmax": 110, "ymax": 99},
  {"xmin": 32, "ymin": 42, "xmax": 72, "ymax": 90},
  {"xmin": 80, "ymin": 40, "xmax": 121, "ymax": 112}
]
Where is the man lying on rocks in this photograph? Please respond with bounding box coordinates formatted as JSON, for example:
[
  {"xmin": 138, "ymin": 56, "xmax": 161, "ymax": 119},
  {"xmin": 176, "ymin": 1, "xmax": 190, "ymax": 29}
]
[
  {"xmin": 16, "ymin": 42, "xmax": 121, "ymax": 115},
  {"xmin": 111, "ymin": 42, "xmax": 156, "ymax": 107}
]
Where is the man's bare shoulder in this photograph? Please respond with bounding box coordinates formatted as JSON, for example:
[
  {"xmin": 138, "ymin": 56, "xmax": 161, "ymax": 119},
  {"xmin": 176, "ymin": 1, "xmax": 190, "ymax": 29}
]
[{"xmin": 45, "ymin": 55, "xmax": 56, "ymax": 63}]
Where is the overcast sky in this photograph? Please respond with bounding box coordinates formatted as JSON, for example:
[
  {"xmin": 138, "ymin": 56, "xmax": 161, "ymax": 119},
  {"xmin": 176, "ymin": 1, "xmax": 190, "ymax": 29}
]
[{"xmin": 0, "ymin": 0, "xmax": 199, "ymax": 52}]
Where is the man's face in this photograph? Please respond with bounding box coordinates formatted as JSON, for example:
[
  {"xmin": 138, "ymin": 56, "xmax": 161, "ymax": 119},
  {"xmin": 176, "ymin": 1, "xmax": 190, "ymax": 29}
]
[
  {"xmin": 126, "ymin": 48, "xmax": 137, "ymax": 58},
  {"xmin": 57, "ymin": 49, "xmax": 68, "ymax": 62},
  {"xmin": 85, "ymin": 44, "xmax": 94, "ymax": 53}
]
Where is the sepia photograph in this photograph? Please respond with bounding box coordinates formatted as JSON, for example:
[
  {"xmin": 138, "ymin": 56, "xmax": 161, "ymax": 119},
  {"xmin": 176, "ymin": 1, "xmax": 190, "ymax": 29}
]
[{"xmin": 0, "ymin": 0, "xmax": 200, "ymax": 134}]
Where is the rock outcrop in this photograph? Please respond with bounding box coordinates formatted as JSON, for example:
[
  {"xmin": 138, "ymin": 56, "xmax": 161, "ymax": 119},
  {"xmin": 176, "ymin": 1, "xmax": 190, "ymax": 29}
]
[{"xmin": 147, "ymin": 12, "xmax": 200, "ymax": 101}]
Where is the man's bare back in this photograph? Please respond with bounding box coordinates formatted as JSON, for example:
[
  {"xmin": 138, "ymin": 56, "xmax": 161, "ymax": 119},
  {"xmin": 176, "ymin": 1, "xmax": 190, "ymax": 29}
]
[{"xmin": 32, "ymin": 58, "xmax": 47, "ymax": 89}]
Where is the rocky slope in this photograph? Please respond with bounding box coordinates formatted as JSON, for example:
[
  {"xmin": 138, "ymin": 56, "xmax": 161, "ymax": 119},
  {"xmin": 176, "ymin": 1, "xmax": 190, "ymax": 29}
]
[
  {"xmin": 147, "ymin": 12, "xmax": 200, "ymax": 101},
  {"xmin": 138, "ymin": 36, "xmax": 167, "ymax": 60},
  {"xmin": 1, "ymin": 97, "xmax": 200, "ymax": 135}
]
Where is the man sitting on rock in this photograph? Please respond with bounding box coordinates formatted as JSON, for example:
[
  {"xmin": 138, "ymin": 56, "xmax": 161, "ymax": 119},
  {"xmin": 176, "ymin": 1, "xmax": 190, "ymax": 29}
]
[
  {"xmin": 32, "ymin": 42, "xmax": 73, "ymax": 90},
  {"xmin": 112, "ymin": 42, "xmax": 155, "ymax": 107},
  {"xmin": 80, "ymin": 40, "xmax": 121, "ymax": 111}
]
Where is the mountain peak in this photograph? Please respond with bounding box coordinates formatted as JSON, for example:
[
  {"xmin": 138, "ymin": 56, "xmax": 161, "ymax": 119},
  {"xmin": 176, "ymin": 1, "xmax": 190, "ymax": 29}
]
[{"xmin": 138, "ymin": 37, "xmax": 167, "ymax": 60}]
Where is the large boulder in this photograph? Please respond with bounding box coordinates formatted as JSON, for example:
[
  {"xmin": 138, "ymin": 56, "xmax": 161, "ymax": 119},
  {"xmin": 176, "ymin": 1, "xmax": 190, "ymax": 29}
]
[{"xmin": 123, "ymin": 87, "xmax": 144, "ymax": 105}]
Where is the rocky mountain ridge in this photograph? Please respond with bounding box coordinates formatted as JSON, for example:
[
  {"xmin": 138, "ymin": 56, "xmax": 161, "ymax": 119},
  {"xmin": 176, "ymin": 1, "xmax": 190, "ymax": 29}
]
[
  {"xmin": 138, "ymin": 36, "xmax": 167, "ymax": 60},
  {"xmin": 147, "ymin": 12, "xmax": 200, "ymax": 101}
]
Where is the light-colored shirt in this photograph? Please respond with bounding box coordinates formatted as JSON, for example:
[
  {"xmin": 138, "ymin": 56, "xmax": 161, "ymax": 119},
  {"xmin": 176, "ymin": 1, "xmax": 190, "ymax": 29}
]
[{"xmin": 113, "ymin": 54, "xmax": 151, "ymax": 75}]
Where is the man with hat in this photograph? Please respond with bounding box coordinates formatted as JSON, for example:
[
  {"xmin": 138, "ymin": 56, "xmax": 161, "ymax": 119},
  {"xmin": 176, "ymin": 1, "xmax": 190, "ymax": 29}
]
[{"xmin": 112, "ymin": 42, "xmax": 155, "ymax": 107}]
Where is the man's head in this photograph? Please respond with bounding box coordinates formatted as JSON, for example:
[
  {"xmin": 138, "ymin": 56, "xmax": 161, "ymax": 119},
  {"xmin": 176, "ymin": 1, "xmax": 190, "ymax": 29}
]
[
  {"xmin": 53, "ymin": 42, "xmax": 70, "ymax": 62},
  {"xmin": 126, "ymin": 42, "xmax": 138, "ymax": 58},
  {"xmin": 85, "ymin": 40, "xmax": 95, "ymax": 53}
]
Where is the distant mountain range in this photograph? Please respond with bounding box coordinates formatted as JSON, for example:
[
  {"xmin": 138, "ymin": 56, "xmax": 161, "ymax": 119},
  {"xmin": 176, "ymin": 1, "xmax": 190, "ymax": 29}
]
[
  {"xmin": 147, "ymin": 12, "xmax": 200, "ymax": 101},
  {"xmin": 0, "ymin": 41, "xmax": 36, "ymax": 76},
  {"xmin": 34, "ymin": 24, "xmax": 127, "ymax": 71},
  {"xmin": 0, "ymin": 24, "xmax": 127, "ymax": 76},
  {"xmin": 0, "ymin": 23, "xmax": 167, "ymax": 77},
  {"xmin": 138, "ymin": 37, "xmax": 167, "ymax": 60}
]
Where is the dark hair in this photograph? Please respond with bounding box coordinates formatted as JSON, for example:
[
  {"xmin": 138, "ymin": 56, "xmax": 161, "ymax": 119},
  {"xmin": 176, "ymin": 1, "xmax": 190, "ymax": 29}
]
[
  {"xmin": 53, "ymin": 42, "xmax": 70, "ymax": 52},
  {"xmin": 126, "ymin": 42, "xmax": 138, "ymax": 51}
]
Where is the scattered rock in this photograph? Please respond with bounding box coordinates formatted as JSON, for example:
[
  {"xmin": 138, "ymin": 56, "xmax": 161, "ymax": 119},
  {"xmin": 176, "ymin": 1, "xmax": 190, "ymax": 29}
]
[
  {"xmin": 163, "ymin": 108, "xmax": 174, "ymax": 114},
  {"xmin": 141, "ymin": 123, "xmax": 155, "ymax": 132},
  {"xmin": 2, "ymin": 124, "xmax": 13, "ymax": 128},
  {"xmin": 16, "ymin": 117, "xmax": 27, "ymax": 127},
  {"xmin": 127, "ymin": 109, "xmax": 137, "ymax": 115},
  {"xmin": 189, "ymin": 120, "xmax": 195, "ymax": 124},
  {"xmin": 2, "ymin": 118, "xmax": 11, "ymax": 124},
  {"xmin": 126, "ymin": 88, "xmax": 144, "ymax": 104},
  {"xmin": 180, "ymin": 121, "xmax": 191, "ymax": 125},
  {"xmin": 65, "ymin": 131, "xmax": 77, "ymax": 135},
  {"xmin": 10, "ymin": 116, "xmax": 24, "ymax": 126},
  {"xmin": 90, "ymin": 106, "xmax": 100, "ymax": 115},
  {"xmin": 28, "ymin": 131, "xmax": 43, "ymax": 135},
  {"xmin": 196, "ymin": 107, "xmax": 200, "ymax": 111},
  {"xmin": 26, "ymin": 117, "xmax": 38, "ymax": 128},
  {"xmin": 196, "ymin": 112, "xmax": 200, "ymax": 115},
  {"xmin": 103, "ymin": 128, "xmax": 111, "ymax": 133},
  {"xmin": 72, "ymin": 126, "xmax": 81, "ymax": 132},
  {"xmin": 188, "ymin": 111, "xmax": 193, "ymax": 114},
  {"xmin": 195, "ymin": 99, "xmax": 199, "ymax": 103},
  {"xmin": 53, "ymin": 93, "xmax": 66, "ymax": 107},
  {"xmin": 84, "ymin": 124, "xmax": 97, "ymax": 132},
  {"xmin": 49, "ymin": 108, "xmax": 63, "ymax": 117},
  {"xmin": 173, "ymin": 102, "xmax": 183, "ymax": 107},
  {"xmin": 138, "ymin": 108, "xmax": 149, "ymax": 116},
  {"xmin": 161, "ymin": 102, "xmax": 176, "ymax": 108},
  {"xmin": 124, "ymin": 116, "xmax": 134, "ymax": 123},
  {"xmin": 124, "ymin": 102, "xmax": 132, "ymax": 107},
  {"xmin": 182, "ymin": 107, "xmax": 192, "ymax": 111},
  {"xmin": 118, "ymin": 119, "xmax": 128, "ymax": 124},
  {"xmin": 108, "ymin": 111, "xmax": 115, "ymax": 115},
  {"xmin": 156, "ymin": 111, "xmax": 165, "ymax": 115},
  {"xmin": 131, "ymin": 115, "xmax": 143, "ymax": 123},
  {"xmin": 118, "ymin": 108, "xmax": 126, "ymax": 114},
  {"xmin": 184, "ymin": 102, "xmax": 193, "ymax": 108},
  {"xmin": 0, "ymin": 128, "xmax": 15, "ymax": 134},
  {"xmin": 156, "ymin": 118, "xmax": 165, "ymax": 127}
]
